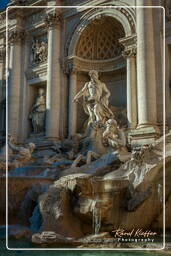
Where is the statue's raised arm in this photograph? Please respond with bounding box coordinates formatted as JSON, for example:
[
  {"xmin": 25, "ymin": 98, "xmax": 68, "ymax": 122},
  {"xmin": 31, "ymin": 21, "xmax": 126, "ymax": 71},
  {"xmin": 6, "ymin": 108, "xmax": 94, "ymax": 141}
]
[{"xmin": 73, "ymin": 83, "xmax": 88, "ymax": 103}]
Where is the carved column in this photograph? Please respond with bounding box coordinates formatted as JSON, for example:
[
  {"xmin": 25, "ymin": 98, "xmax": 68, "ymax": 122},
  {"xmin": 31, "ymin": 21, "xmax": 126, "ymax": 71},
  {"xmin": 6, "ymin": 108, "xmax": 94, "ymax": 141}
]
[
  {"xmin": 123, "ymin": 48, "xmax": 137, "ymax": 128},
  {"xmin": 45, "ymin": 13, "xmax": 62, "ymax": 139},
  {"xmin": 8, "ymin": 29, "xmax": 24, "ymax": 139},
  {"xmin": 137, "ymin": 1, "xmax": 158, "ymax": 128},
  {"xmin": 19, "ymin": 33, "xmax": 31, "ymax": 141},
  {"xmin": 0, "ymin": 48, "xmax": 4, "ymax": 100},
  {"xmin": 152, "ymin": 0, "xmax": 164, "ymax": 125},
  {"xmin": 0, "ymin": 47, "xmax": 5, "ymax": 135},
  {"xmin": 68, "ymin": 66, "xmax": 78, "ymax": 136},
  {"xmin": 166, "ymin": 45, "xmax": 171, "ymax": 126}
]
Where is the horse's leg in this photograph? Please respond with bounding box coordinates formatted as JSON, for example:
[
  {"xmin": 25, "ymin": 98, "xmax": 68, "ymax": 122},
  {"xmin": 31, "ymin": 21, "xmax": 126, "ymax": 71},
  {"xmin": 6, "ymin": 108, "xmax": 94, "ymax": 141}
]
[
  {"xmin": 71, "ymin": 154, "xmax": 83, "ymax": 168},
  {"xmin": 86, "ymin": 151, "xmax": 92, "ymax": 165},
  {"xmin": 91, "ymin": 151, "xmax": 100, "ymax": 159},
  {"xmin": 86, "ymin": 151, "xmax": 100, "ymax": 165}
]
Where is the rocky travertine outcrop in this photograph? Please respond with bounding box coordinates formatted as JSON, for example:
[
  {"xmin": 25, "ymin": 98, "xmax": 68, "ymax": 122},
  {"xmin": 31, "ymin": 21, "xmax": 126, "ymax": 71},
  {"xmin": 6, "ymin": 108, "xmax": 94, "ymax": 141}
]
[
  {"xmin": 0, "ymin": 176, "xmax": 53, "ymax": 225},
  {"xmin": 39, "ymin": 175, "xmax": 84, "ymax": 238},
  {"xmin": 32, "ymin": 133, "xmax": 171, "ymax": 244}
]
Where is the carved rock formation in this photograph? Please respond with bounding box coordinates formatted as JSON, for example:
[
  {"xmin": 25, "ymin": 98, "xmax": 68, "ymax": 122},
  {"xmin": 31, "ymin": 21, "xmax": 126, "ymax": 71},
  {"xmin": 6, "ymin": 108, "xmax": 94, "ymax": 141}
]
[{"xmin": 31, "ymin": 133, "xmax": 171, "ymax": 245}]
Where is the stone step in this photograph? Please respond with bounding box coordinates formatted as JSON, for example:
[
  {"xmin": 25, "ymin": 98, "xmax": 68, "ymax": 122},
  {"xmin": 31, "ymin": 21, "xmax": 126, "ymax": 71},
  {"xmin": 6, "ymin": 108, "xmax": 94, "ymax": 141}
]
[{"xmin": 26, "ymin": 136, "xmax": 55, "ymax": 150}]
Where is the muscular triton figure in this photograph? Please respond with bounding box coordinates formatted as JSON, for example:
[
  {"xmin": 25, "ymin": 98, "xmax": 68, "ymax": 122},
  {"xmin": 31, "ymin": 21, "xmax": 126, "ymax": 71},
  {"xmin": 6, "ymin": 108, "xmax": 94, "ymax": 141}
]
[{"xmin": 73, "ymin": 70, "xmax": 113, "ymax": 127}]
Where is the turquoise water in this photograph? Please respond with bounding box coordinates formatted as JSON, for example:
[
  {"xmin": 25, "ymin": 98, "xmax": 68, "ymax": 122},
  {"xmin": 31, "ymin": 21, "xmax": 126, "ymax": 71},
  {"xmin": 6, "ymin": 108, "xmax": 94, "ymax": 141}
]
[{"xmin": 0, "ymin": 240, "xmax": 167, "ymax": 256}]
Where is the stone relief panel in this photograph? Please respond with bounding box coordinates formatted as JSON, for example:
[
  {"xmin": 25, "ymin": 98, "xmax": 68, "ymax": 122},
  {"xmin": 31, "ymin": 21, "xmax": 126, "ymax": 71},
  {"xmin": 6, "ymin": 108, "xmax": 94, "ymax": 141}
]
[{"xmin": 30, "ymin": 35, "xmax": 48, "ymax": 65}]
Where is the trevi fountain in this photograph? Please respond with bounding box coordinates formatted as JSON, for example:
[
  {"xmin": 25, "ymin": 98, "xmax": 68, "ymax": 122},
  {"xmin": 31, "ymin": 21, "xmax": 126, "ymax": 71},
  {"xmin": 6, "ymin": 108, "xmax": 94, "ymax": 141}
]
[{"xmin": 0, "ymin": 0, "xmax": 171, "ymax": 254}]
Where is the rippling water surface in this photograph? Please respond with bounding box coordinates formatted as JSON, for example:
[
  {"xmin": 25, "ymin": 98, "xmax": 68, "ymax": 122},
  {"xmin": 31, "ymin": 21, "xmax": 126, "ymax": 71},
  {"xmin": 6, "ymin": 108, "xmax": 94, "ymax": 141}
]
[{"xmin": 0, "ymin": 239, "xmax": 167, "ymax": 256}]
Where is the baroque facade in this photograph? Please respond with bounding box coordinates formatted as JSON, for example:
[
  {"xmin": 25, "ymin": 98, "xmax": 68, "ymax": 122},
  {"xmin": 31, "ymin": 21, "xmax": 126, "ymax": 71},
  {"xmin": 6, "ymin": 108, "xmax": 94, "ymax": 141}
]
[
  {"xmin": 1, "ymin": 1, "xmax": 171, "ymax": 248},
  {"xmin": 0, "ymin": 0, "xmax": 170, "ymax": 146}
]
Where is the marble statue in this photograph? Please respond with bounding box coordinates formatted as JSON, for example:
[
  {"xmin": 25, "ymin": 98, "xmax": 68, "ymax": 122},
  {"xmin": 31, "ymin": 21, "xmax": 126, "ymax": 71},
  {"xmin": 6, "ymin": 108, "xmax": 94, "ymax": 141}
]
[
  {"xmin": 103, "ymin": 118, "xmax": 127, "ymax": 152},
  {"xmin": 73, "ymin": 70, "xmax": 113, "ymax": 127},
  {"xmin": 71, "ymin": 121, "xmax": 106, "ymax": 167},
  {"xmin": 31, "ymin": 39, "xmax": 39, "ymax": 63},
  {"xmin": 29, "ymin": 88, "xmax": 46, "ymax": 134},
  {"xmin": 0, "ymin": 135, "xmax": 36, "ymax": 170},
  {"xmin": 38, "ymin": 42, "xmax": 48, "ymax": 62},
  {"xmin": 8, "ymin": 135, "xmax": 36, "ymax": 162}
]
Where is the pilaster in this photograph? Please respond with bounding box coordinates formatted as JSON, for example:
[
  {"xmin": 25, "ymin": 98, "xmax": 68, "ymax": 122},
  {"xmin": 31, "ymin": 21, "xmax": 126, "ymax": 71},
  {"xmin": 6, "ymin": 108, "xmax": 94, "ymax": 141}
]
[
  {"xmin": 0, "ymin": 47, "xmax": 5, "ymax": 135},
  {"xmin": 8, "ymin": 28, "xmax": 24, "ymax": 141},
  {"xmin": 120, "ymin": 36, "xmax": 137, "ymax": 129},
  {"xmin": 45, "ymin": 12, "xmax": 62, "ymax": 139},
  {"xmin": 129, "ymin": 1, "xmax": 161, "ymax": 146},
  {"xmin": 68, "ymin": 65, "xmax": 78, "ymax": 137}
]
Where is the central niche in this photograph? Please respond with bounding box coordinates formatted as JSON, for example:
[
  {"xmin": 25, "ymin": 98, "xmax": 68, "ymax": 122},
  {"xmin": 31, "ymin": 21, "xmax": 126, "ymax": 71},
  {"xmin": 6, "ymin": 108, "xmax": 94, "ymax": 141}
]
[
  {"xmin": 75, "ymin": 16, "xmax": 126, "ymax": 132},
  {"xmin": 76, "ymin": 16, "xmax": 125, "ymax": 60}
]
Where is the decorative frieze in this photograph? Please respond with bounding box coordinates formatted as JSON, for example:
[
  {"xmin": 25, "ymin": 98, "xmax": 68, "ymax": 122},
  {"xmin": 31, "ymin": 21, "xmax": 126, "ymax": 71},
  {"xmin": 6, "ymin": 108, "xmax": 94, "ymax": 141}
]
[
  {"xmin": 26, "ymin": 11, "xmax": 46, "ymax": 28},
  {"xmin": 44, "ymin": 13, "xmax": 62, "ymax": 28},
  {"xmin": 65, "ymin": 55, "xmax": 125, "ymax": 74}
]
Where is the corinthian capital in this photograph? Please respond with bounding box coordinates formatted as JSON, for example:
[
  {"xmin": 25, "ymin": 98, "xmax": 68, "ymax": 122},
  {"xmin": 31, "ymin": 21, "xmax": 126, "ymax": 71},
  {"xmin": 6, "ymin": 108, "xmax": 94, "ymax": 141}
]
[
  {"xmin": 119, "ymin": 35, "xmax": 137, "ymax": 58},
  {"xmin": 8, "ymin": 29, "xmax": 25, "ymax": 44},
  {"xmin": 122, "ymin": 47, "xmax": 137, "ymax": 58},
  {"xmin": 44, "ymin": 12, "xmax": 62, "ymax": 28}
]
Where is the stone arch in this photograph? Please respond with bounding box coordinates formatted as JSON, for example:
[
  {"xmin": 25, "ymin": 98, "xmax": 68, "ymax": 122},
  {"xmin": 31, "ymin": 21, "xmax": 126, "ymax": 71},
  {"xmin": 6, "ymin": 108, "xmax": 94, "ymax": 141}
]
[
  {"xmin": 66, "ymin": 6, "xmax": 137, "ymax": 135},
  {"xmin": 67, "ymin": 7, "xmax": 136, "ymax": 57}
]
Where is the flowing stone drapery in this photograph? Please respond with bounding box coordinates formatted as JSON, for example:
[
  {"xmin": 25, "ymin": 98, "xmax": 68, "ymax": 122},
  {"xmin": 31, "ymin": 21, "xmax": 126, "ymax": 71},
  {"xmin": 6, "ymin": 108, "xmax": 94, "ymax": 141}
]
[
  {"xmin": 122, "ymin": 48, "xmax": 137, "ymax": 128},
  {"xmin": 68, "ymin": 67, "xmax": 77, "ymax": 136},
  {"xmin": 8, "ymin": 29, "xmax": 24, "ymax": 140},
  {"xmin": 45, "ymin": 13, "xmax": 62, "ymax": 139},
  {"xmin": 137, "ymin": 1, "xmax": 157, "ymax": 127}
]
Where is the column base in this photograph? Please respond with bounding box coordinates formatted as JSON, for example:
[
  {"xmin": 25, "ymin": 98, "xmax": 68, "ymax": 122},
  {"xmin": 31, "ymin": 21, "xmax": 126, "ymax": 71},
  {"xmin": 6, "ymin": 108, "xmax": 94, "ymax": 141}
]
[{"xmin": 128, "ymin": 126, "xmax": 161, "ymax": 148}]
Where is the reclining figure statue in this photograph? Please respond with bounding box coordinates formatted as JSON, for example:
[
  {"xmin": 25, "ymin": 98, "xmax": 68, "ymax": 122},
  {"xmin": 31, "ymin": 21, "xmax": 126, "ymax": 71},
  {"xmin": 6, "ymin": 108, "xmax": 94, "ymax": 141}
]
[{"xmin": 0, "ymin": 135, "xmax": 36, "ymax": 170}]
